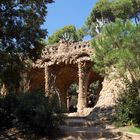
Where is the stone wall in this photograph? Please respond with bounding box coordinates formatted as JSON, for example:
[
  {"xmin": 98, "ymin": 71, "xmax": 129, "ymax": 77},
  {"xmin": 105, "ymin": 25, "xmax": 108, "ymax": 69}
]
[{"xmin": 87, "ymin": 72, "xmax": 125, "ymax": 120}]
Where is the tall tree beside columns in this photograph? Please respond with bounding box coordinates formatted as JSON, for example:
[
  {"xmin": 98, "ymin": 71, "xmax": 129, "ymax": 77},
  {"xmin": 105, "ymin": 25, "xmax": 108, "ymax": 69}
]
[{"xmin": 0, "ymin": 0, "xmax": 53, "ymax": 92}]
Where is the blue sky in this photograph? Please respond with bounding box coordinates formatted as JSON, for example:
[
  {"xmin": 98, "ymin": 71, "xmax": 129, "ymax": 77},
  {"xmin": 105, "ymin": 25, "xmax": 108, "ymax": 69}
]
[{"xmin": 43, "ymin": 0, "xmax": 98, "ymax": 37}]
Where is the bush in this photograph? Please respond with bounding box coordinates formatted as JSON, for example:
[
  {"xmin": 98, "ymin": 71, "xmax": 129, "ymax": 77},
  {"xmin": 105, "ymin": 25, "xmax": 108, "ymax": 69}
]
[
  {"xmin": 16, "ymin": 92, "xmax": 63, "ymax": 134},
  {"xmin": 133, "ymin": 99, "xmax": 140, "ymax": 125},
  {"xmin": 115, "ymin": 80, "xmax": 140, "ymax": 127},
  {"xmin": 0, "ymin": 91, "xmax": 63, "ymax": 135},
  {"xmin": 0, "ymin": 93, "xmax": 19, "ymax": 129},
  {"xmin": 50, "ymin": 93, "xmax": 61, "ymax": 113}
]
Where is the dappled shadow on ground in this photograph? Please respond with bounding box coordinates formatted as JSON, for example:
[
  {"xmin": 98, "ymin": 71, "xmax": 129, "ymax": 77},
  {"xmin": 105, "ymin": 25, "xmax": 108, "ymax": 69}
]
[
  {"xmin": 0, "ymin": 127, "xmax": 59, "ymax": 140},
  {"xmin": 58, "ymin": 124, "xmax": 122, "ymax": 140},
  {"xmin": 57, "ymin": 106, "xmax": 123, "ymax": 140},
  {"xmin": 0, "ymin": 128, "xmax": 25, "ymax": 140},
  {"xmin": 86, "ymin": 106, "xmax": 114, "ymax": 121},
  {"xmin": 0, "ymin": 107, "xmax": 122, "ymax": 140},
  {"xmin": 0, "ymin": 127, "xmax": 69, "ymax": 140}
]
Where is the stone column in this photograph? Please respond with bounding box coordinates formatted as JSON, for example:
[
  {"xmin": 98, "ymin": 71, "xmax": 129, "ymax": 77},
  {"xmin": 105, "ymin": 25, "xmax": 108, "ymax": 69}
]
[
  {"xmin": 77, "ymin": 61, "xmax": 88, "ymax": 113},
  {"xmin": 0, "ymin": 83, "xmax": 8, "ymax": 96},
  {"xmin": 19, "ymin": 72, "xmax": 30, "ymax": 93},
  {"xmin": 44, "ymin": 62, "xmax": 50, "ymax": 96}
]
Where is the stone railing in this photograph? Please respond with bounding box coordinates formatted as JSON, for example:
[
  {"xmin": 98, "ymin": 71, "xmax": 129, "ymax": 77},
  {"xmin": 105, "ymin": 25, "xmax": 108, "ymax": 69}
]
[{"xmin": 41, "ymin": 41, "xmax": 91, "ymax": 58}]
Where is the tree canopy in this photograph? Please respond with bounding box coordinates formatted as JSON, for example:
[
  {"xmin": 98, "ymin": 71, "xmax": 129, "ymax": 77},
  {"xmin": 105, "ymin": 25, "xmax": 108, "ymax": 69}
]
[
  {"xmin": 47, "ymin": 25, "xmax": 84, "ymax": 45},
  {"xmin": 85, "ymin": 0, "xmax": 140, "ymax": 36},
  {"xmin": 92, "ymin": 19, "xmax": 140, "ymax": 81},
  {"xmin": 0, "ymin": 0, "xmax": 53, "ymax": 91}
]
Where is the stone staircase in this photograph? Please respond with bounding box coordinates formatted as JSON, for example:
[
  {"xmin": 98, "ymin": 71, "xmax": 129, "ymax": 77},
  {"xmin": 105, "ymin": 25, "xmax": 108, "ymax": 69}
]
[{"xmin": 58, "ymin": 117, "xmax": 124, "ymax": 140}]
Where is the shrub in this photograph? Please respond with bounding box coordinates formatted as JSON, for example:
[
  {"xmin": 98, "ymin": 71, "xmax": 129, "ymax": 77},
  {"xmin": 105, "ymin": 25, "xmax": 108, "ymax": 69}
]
[
  {"xmin": 115, "ymin": 80, "xmax": 140, "ymax": 127},
  {"xmin": 16, "ymin": 92, "xmax": 63, "ymax": 134},
  {"xmin": 50, "ymin": 93, "xmax": 61, "ymax": 113},
  {"xmin": 0, "ymin": 93, "xmax": 19, "ymax": 129},
  {"xmin": 133, "ymin": 99, "xmax": 140, "ymax": 126},
  {"xmin": 0, "ymin": 91, "xmax": 64, "ymax": 135}
]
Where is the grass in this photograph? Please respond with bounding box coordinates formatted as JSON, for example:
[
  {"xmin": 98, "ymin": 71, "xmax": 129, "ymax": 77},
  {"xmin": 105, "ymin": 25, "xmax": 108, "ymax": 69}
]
[{"xmin": 127, "ymin": 126, "xmax": 140, "ymax": 134}]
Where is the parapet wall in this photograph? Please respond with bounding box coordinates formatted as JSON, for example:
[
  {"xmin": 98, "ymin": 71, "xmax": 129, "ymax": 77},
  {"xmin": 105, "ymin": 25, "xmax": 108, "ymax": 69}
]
[
  {"xmin": 34, "ymin": 41, "xmax": 92, "ymax": 68},
  {"xmin": 41, "ymin": 41, "xmax": 91, "ymax": 57}
]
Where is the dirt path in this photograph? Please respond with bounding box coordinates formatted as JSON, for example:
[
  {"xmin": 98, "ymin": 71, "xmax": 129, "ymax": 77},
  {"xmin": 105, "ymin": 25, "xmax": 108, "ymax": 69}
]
[
  {"xmin": 1, "ymin": 116, "xmax": 138, "ymax": 140},
  {"xmin": 58, "ymin": 117, "xmax": 125, "ymax": 140}
]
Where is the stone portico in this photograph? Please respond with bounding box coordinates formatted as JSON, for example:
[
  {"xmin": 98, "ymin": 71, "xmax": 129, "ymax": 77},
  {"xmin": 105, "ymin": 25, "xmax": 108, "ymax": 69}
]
[{"xmin": 32, "ymin": 41, "xmax": 103, "ymax": 113}]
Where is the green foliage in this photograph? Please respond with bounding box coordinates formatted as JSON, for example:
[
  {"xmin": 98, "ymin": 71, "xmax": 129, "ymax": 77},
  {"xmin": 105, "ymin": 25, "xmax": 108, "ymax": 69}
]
[
  {"xmin": 114, "ymin": 81, "xmax": 140, "ymax": 127},
  {"xmin": 86, "ymin": 0, "xmax": 113, "ymax": 24},
  {"xmin": 89, "ymin": 81, "xmax": 100, "ymax": 94},
  {"xmin": 92, "ymin": 19, "xmax": 140, "ymax": 81},
  {"xmin": 76, "ymin": 28, "xmax": 85, "ymax": 41},
  {"xmin": 16, "ymin": 92, "xmax": 63, "ymax": 134},
  {"xmin": 0, "ymin": 0, "xmax": 53, "ymax": 91},
  {"xmin": 47, "ymin": 25, "xmax": 84, "ymax": 45},
  {"xmin": 68, "ymin": 83, "xmax": 78, "ymax": 96},
  {"xmin": 0, "ymin": 93, "xmax": 19, "ymax": 128},
  {"xmin": 85, "ymin": 0, "xmax": 140, "ymax": 36},
  {"xmin": 128, "ymin": 126, "xmax": 140, "ymax": 134},
  {"xmin": 87, "ymin": 81, "xmax": 100, "ymax": 107},
  {"xmin": 0, "ymin": 0, "xmax": 53, "ymax": 57},
  {"xmin": 50, "ymin": 93, "xmax": 61, "ymax": 113},
  {"xmin": 112, "ymin": 0, "xmax": 133, "ymax": 20},
  {"xmin": 0, "ymin": 92, "xmax": 63, "ymax": 135},
  {"xmin": 0, "ymin": 54, "xmax": 24, "ymax": 92},
  {"xmin": 67, "ymin": 84, "xmax": 78, "ymax": 111}
]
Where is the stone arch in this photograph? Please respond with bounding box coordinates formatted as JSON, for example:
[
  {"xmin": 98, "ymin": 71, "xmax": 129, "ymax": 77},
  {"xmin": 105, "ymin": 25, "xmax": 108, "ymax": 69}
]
[
  {"xmin": 30, "ymin": 41, "xmax": 104, "ymax": 114},
  {"xmin": 87, "ymin": 71, "xmax": 103, "ymax": 107},
  {"xmin": 28, "ymin": 63, "xmax": 103, "ymax": 113},
  {"xmin": 55, "ymin": 63, "xmax": 78, "ymax": 109}
]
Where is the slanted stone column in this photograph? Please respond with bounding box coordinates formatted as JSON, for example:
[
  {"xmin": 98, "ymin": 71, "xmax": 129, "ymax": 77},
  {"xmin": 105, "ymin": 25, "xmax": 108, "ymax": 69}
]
[
  {"xmin": 44, "ymin": 62, "xmax": 50, "ymax": 96},
  {"xmin": 77, "ymin": 61, "xmax": 89, "ymax": 113}
]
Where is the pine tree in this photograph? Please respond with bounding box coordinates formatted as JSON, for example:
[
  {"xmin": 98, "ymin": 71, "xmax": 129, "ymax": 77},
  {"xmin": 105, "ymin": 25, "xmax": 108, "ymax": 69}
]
[
  {"xmin": 85, "ymin": 0, "xmax": 140, "ymax": 36},
  {"xmin": 92, "ymin": 19, "xmax": 140, "ymax": 82}
]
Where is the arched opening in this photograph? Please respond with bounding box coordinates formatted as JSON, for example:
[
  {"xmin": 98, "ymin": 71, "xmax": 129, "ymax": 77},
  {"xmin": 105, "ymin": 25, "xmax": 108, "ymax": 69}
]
[
  {"xmin": 87, "ymin": 80, "xmax": 101, "ymax": 107},
  {"xmin": 67, "ymin": 83, "xmax": 78, "ymax": 112}
]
